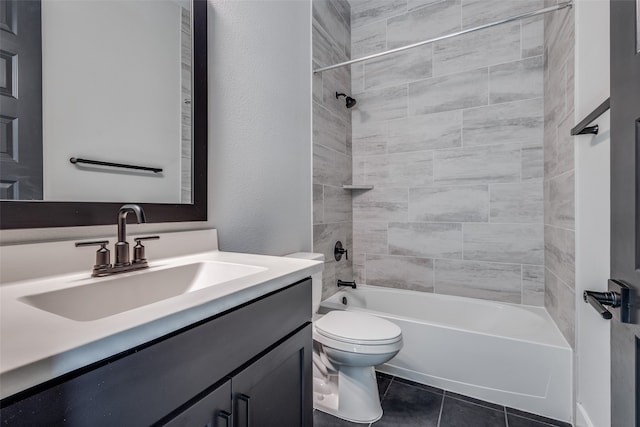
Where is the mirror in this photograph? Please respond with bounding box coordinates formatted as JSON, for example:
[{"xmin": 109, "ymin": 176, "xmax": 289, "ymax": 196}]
[{"xmin": 0, "ymin": 0, "xmax": 207, "ymax": 228}]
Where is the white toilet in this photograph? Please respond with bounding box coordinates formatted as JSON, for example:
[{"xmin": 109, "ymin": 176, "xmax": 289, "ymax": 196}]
[{"xmin": 286, "ymin": 253, "xmax": 403, "ymax": 424}]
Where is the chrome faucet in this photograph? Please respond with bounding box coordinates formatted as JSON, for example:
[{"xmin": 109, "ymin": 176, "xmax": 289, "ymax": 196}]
[{"xmin": 75, "ymin": 204, "xmax": 159, "ymax": 277}]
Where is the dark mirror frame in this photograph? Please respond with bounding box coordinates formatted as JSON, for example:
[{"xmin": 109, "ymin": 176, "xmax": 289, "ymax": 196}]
[{"xmin": 0, "ymin": 0, "xmax": 207, "ymax": 229}]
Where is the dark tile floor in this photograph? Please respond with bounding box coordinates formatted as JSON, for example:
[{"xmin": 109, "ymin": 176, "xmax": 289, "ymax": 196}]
[{"xmin": 313, "ymin": 373, "xmax": 572, "ymax": 427}]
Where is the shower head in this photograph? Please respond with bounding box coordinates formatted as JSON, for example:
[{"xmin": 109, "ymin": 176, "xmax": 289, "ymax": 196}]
[{"xmin": 335, "ymin": 92, "xmax": 357, "ymax": 109}]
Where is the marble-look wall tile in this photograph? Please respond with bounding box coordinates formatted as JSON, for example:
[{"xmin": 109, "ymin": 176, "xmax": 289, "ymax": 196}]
[
  {"xmin": 351, "ymin": 63, "xmax": 365, "ymax": 94},
  {"xmin": 313, "ymin": 21, "xmax": 347, "ymax": 67},
  {"xmin": 313, "ymin": 62, "xmax": 323, "ymax": 103},
  {"xmin": 547, "ymin": 171, "xmax": 575, "ymax": 230},
  {"xmin": 464, "ymin": 223, "xmax": 544, "ymax": 264},
  {"xmin": 330, "ymin": 0, "xmax": 350, "ymax": 26},
  {"xmin": 522, "ymin": 16, "xmax": 544, "ymax": 58},
  {"xmin": 352, "ymin": 121, "xmax": 387, "ymax": 156},
  {"xmin": 353, "ymin": 157, "xmax": 365, "ymax": 183},
  {"xmin": 409, "ymin": 68, "xmax": 488, "ymax": 115},
  {"xmin": 555, "ymin": 113, "xmax": 575, "ymax": 177},
  {"xmin": 313, "ymin": 0, "xmax": 348, "ymax": 57},
  {"xmin": 522, "ymin": 264, "xmax": 545, "ymax": 306},
  {"xmin": 364, "ymin": 151, "xmax": 433, "ymax": 187},
  {"xmin": 490, "ymin": 182, "xmax": 543, "ymax": 223},
  {"xmin": 364, "ymin": 44, "xmax": 433, "ymax": 91},
  {"xmin": 461, "ymin": 0, "xmax": 543, "ymax": 29},
  {"xmin": 353, "ymin": 221, "xmax": 388, "ymax": 254},
  {"xmin": 462, "ymin": 98, "xmax": 543, "ymax": 147},
  {"xmin": 522, "ymin": 143, "xmax": 544, "ymax": 181},
  {"xmin": 389, "ymin": 222, "xmax": 463, "ymax": 259},
  {"xmin": 365, "ymin": 254, "xmax": 434, "ymax": 291},
  {"xmin": 313, "ymin": 143, "xmax": 350, "ymax": 186},
  {"xmin": 352, "ymin": 85, "xmax": 408, "ymax": 124},
  {"xmin": 353, "ymin": 187, "xmax": 408, "ymax": 222},
  {"xmin": 351, "ymin": 20, "xmax": 387, "ymax": 59},
  {"xmin": 433, "ymin": 23, "xmax": 520, "ymax": 76},
  {"xmin": 409, "ymin": 185, "xmax": 489, "ymax": 222},
  {"xmin": 544, "ymin": 225, "xmax": 575, "ymax": 288},
  {"xmin": 350, "ymin": 0, "xmax": 407, "ymax": 29},
  {"xmin": 489, "ymin": 56, "xmax": 543, "ymax": 104},
  {"xmin": 353, "ymin": 254, "xmax": 366, "ymax": 284},
  {"xmin": 433, "ymin": 143, "xmax": 520, "ymax": 185},
  {"xmin": 545, "ymin": 268, "xmax": 575, "ymax": 347},
  {"xmin": 321, "ymin": 260, "xmax": 337, "ymax": 300},
  {"xmin": 314, "ymin": 184, "xmax": 324, "ymax": 224},
  {"xmin": 435, "ymin": 259, "xmax": 521, "ymax": 303},
  {"xmin": 313, "ymin": 103, "xmax": 348, "ymax": 154},
  {"xmin": 387, "ymin": 110, "xmax": 462, "ymax": 153},
  {"xmin": 323, "ymin": 185, "xmax": 352, "ymax": 223},
  {"xmin": 387, "ymin": 0, "xmax": 461, "ymax": 49}
]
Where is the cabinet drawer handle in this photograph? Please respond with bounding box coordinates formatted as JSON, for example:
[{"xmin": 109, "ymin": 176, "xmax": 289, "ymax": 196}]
[
  {"xmin": 217, "ymin": 410, "xmax": 231, "ymax": 427},
  {"xmin": 238, "ymin": 394, "xmax": 251, "ymax": 427}
]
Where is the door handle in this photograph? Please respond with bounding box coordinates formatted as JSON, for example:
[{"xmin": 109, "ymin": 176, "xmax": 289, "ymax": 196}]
[
  {"xmin": 237, "ymin": 394, "xmax": 251, "ymax": 427},
  {"xmin": 584, "ymin": 280, "xmax": 636, "ymax": 323},
  {"xmin": 583, "ymin": 291, "xmax": 618, "ymax": 319},
  {"xmin": 217, "ymin": 410, "xmax": 232, "ymax": 427}
]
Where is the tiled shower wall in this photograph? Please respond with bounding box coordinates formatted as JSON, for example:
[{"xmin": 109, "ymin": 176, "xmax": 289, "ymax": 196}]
[
  {"xmin": 312, "ymin": 0, "xmax": 354, "ymax": 299},
  {"xmin": 349, "ymin": 0, "xmax": 546, "ymax": 305},
  {"xmin": 543, "ymin": 2, "xmax": 575, "ymax": 347}
]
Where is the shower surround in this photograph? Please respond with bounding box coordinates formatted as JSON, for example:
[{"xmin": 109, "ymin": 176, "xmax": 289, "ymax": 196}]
[
  {"xmin": 312, "ymin": 0, "xmax": 353, "ymax": 299},
  {"xmin": 348, "ymin": 0, "xmax": 546, "ymax": 306}
]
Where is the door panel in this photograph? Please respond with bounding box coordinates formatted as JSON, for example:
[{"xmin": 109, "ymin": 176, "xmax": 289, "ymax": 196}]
[
  {"xmin": 610, "ymin": 1, "xmax": 640, "ymax": 426},
  {"xmin": 0, "ymin": 0, "xmax": 42, "ymax": 200}
]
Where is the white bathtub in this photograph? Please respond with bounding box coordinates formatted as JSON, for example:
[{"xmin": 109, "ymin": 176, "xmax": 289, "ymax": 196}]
[{"xmin": 320, "ymin": 285, "xmax": 572, "ymax": 423}]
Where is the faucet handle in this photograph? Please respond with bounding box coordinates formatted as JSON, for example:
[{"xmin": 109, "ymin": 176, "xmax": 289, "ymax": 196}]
[
  {"xmin": 75, "ymin": 240, "xmax": 111, "ymax": 275},
  {"xmin": 132, "ymin": 236, "xmax": 159, "ymax": 264}
]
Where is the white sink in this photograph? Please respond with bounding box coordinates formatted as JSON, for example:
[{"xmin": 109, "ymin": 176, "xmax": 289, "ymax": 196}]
[{"xmin": 20, "ymin": 261, "xmax": 267, "ymax": 321}]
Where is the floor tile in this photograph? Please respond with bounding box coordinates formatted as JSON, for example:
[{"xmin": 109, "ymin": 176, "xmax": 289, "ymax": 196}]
[
  {"xmin": 372, "ymin": 380, "xmax": 442, "ymax": 426},
  {"xmin": 444, "ymin": 390, "xmax": 504, "ymax": 411},
  {"xmin": 439, "ymin": 396, "xmax": 507, "ymax": 427},
  {"xmin": 506, "ymin": 408, "xmax": 572, "ymax": 427},
  {"xmin": 376, "ymin": 372, "xmax": 393, "ymax": 398},
  {"xmin": 392, "ymin": 376, "xmax": 444, "ymax": 395},
  {"xmin": 313, "ymin": 410, "xmax": 363, "ymax": 427}
]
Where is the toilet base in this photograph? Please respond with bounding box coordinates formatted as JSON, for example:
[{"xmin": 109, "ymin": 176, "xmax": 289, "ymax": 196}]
[{"xmin": 313, "ymin": 365, "xmax": 383, "ymax": 424}]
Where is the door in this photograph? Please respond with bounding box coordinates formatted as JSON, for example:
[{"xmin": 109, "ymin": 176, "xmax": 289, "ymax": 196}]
[
  {"xmin": 232, "ymin": 325, "xmax": 312, "ymax": 427},
  {"xmin": 610, "ymin": 1, "xmax": 640, "ymax": 426},
  {"xmin": 0, "ymin": 0, "xmax": 42, "ymax": 200}
]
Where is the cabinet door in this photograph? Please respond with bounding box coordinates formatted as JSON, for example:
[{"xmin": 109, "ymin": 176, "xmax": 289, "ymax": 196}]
[
  {"xmin": 164, "ymin": 380, "xmax": 232, "ymax": 427},
  {"xmin": 233, "ymin": 325, "xmax": 312, "ymax": 427}
]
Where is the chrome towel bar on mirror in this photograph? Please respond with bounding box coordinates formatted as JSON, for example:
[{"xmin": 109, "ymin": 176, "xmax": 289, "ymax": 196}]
[{"xmin": 70, "ymin": 157, "xmax": 163, "ymax": 173}]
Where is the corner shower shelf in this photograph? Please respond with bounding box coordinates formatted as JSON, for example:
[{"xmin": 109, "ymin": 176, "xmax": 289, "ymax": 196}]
[{"xmin": 342, "ymin": 185, "xmax": 374, "ymax": 190}]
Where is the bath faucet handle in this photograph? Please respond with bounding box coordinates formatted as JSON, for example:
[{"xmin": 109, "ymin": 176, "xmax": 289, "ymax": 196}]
[
  {"xmin": 75, "ymin": 240, "xmax": 111, "ymax": 276},
  {"xmin": 132, "ymin": 236, "xmax": 160, "ymax": 264},
  {"xmin": 334, "ymin": 241, "xmax": 349, "ymax": 261}
]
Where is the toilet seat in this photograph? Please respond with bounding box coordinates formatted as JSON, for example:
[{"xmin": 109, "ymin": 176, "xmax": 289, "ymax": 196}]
[{"xmin": 315, "ymin": 311, "xmax": 402, "ymax": 346}]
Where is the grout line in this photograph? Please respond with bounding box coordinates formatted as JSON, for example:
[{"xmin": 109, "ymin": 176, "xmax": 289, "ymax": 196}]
[
  {"xmin": 504, "ymin": 406, "xmax": 510, "ymax": 426},
  {"xmin": 436, "ymin": 391, "xmax": 446, "ymax": 427}
]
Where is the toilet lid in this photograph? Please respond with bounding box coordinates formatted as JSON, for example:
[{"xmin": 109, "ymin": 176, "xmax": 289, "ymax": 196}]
[{"xmin": 315, "ymin": 311, "xmax": 402, "ymax": 345}]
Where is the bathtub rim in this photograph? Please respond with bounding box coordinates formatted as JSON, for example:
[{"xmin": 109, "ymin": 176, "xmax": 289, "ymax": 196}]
[{"xmin": 320, "ymin": 285, "xmax": 572, "ymax": 350}]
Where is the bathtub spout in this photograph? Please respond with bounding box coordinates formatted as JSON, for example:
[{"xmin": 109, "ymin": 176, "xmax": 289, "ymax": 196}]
[{"xmin": 337, "ymin": 279, "xmax": 357, "ymax": 289}]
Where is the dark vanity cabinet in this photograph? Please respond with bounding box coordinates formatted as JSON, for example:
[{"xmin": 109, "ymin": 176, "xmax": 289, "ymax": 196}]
[{"xmin": 0, "ymin": 279, "xmax": 313, "ymax": 427}]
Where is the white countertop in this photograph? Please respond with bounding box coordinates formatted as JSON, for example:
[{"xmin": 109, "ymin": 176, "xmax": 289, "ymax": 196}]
[{"xmin": 0, "ymin": 230, "xmax": 322, "ymax": 399}]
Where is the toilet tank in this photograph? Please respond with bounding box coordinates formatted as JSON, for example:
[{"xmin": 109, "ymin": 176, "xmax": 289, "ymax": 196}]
[{"xmin": 285, "ymin": 252, "xmax": 324, "ymax": 314}]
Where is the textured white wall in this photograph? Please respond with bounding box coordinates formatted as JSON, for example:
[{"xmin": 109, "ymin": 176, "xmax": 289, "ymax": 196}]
[
  {"xmin": 207, "ymin": 0, "xmax": 312, "ymax": 254},
  {"xmin": 1, "ymin": 0, "xmax": 313, "ymax": 256},
  {"xmin": 574, "ymin": 1, "xmax": 610, "ymax": 426}
]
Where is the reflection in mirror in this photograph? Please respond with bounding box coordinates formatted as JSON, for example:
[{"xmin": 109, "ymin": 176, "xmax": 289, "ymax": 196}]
[
  {"xmin": 1, "ymin": 0, "xmax": 192, "ymax": 203},
  {"xmin": 0, "ymin": 0, "xmax": 207, "ymax": 229}
]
